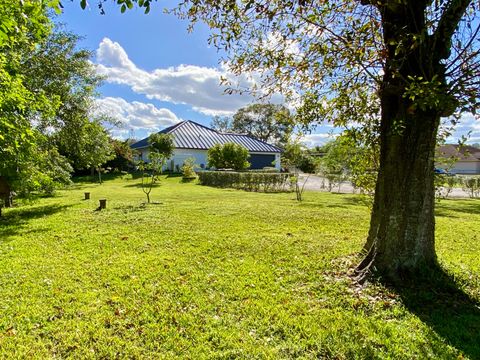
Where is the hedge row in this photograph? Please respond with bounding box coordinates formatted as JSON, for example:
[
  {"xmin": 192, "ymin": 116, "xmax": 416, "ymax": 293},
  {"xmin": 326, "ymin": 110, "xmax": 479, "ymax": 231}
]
[{"xmin": 197, "ymin": 171, "xmax": 293, "ymax": 192}]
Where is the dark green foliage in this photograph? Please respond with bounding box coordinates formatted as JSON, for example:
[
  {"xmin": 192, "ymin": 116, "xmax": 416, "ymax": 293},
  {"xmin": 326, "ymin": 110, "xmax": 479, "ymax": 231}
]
[
  {"xmin": 210, "ymin": 115, "xmax": 232, "ymax": 132},
  {"xmin": 198, "ymin": 171, "xmax": 292, "ymax": 192},
  {"xmin": 24, "ymin": 28, "xmax": 107, "ymax": 174},
  {"xmin": 207, "ymin": 143, "xmax": 250, "ymax": 170},
  {"xmin": 106, "ymin": 139, "xmax": 136, "ymax": 171},
  {"xmin": 296, "ymin": 154, "xmax": 319, "ymax": 174},
  {"xmin": 0, "ymin": 1, "xmax": 59, "ymax": 196},
  {"xmin": 232, "ymin": 104, "xmax": 294, "ymax": 147},
  {"xmin": 0, "ymin": 8, "xmax": 111, "ymax": 197},
  {"xmin": 210, "ymin": 104, "xmax": 294, "ymax": 147}
]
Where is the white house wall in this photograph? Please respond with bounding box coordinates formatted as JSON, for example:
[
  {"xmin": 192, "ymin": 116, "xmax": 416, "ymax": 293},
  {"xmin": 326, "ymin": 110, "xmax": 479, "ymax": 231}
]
[
  {"xmin": 171, "ymin": 149, "xmax": 209, "ymax": 171},
  {"xmin": 452, "ymin": 161, "xmax": 480, "ymax": 174},
  {"xmin": 136, "ymin": 148, "xmax": 281, "ymax": 171}
]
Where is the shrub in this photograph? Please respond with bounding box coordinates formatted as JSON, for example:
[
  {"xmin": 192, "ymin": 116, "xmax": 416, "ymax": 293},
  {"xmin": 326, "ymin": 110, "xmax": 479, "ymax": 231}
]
[
  {"xmin": 249, "ymin": 167, "xmax": 279, "ymax": 173},
  {"xmin": 207, "ymin": 143, "xmax": 250, "ymax": 170},
  {"xmin": 297, "ymin": 154, "xmax": 319, "ymax": 173},
  {"xmin": 198, "ymin": 171, "xmax": 293, "ymax": 192},
  {"xmin": 181, "ymin": 157, "xmax": 197, "ymax": 180}
]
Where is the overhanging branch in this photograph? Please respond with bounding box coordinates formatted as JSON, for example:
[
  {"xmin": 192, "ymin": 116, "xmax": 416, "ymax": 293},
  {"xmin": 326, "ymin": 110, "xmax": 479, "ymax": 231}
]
[{"xmin": 433, "ymin": 0, "xmax": 473, "ymax": 61}]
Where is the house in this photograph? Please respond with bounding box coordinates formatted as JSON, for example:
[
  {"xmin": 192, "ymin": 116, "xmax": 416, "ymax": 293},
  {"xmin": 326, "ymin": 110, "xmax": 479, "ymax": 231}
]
[
  {"xmin": 436, "ymin": 144, "xmax": 480, "ymax": 174},
  {"xmin": 130, "ymin": 120, "xmax": 282, "ymax": 171}
]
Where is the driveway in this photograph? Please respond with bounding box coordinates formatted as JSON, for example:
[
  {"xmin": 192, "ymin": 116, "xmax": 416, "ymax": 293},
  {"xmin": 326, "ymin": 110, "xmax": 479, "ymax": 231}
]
[{"xmin": 299, "ymin": 174, "xmax": 472, "ymax": 199}]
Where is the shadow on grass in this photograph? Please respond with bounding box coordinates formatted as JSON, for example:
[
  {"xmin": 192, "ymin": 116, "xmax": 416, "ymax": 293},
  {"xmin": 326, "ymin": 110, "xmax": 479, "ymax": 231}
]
[
  {"xmin": 435, "ymin": 200, "xmax": 480, "ymax": 218},
  {"xmin": 299, "ymin": 194, "xmax": 370, "ymax": 209},
  {"xmin": 0, "ymin": 204, "xmax": 73, "ymax": 240},
  {"xmin": 128, "ymin": 171, "xmax": 180, "ymax": 180},
  {"xmin": 390, "ymin": 268, "xmax": 480, "ymax": 359},
  {"xmin": 166, "ymin": 173, "xmax": 182, "ymax": 178},
  {"xmin": 122, "ymin": 183, "xmax": 163, "ymax": 188},
  {"xmin": 112, "ymin": 204, "xmax": 148, "ymax": 213}
]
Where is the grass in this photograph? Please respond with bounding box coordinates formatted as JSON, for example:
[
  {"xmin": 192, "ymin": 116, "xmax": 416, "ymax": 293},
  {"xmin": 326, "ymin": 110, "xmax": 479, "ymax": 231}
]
[{"xmin": 0, "ymin": 175, "xmax": 479, "ymax": 359}]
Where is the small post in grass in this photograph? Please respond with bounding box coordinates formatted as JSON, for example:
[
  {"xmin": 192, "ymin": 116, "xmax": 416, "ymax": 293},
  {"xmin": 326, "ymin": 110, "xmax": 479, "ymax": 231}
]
[
  {"xmin": 84, "ymin": 192, "xmax": 90, "ymax": 200},
  {"xmin": 99, "ymin": 199, "xmax": 107, "ymax": 210}
]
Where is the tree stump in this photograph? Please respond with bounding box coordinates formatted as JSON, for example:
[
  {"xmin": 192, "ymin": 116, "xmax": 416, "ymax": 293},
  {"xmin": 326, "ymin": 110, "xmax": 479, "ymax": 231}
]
[
  {"xmin": 0, "ymin": 176, "xmax": 12, "ymax": 207},
  {"xmin": 84, "ymin": 192, "xmax": 90, "ymax": 200},
  {"xmin": 99, "ymin": 199, "xmax": 107, "ymax": 210}
]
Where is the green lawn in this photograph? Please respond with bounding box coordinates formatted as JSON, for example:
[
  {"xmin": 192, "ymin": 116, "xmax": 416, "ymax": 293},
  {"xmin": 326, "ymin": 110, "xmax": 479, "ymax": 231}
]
[{"xmin": 0, "ymin": 175, "xmax": 479, "ymax": 359}]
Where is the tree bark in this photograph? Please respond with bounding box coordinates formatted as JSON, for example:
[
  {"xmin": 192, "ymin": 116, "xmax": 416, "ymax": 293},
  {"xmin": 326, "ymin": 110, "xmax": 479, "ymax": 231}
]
[
  {"xmin": 357, "ymin": 93, "xmax": 440, "ymax": 280},
  {"xmin": 356, "ymin": 0, "xmax": 451, "ymax": 280}
]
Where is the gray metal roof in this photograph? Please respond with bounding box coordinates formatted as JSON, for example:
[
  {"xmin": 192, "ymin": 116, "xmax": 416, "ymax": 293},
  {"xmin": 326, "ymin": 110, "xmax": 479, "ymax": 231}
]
[{"xmin": 131, "ymin": 120, "xmax": 282, "ymax": 153}]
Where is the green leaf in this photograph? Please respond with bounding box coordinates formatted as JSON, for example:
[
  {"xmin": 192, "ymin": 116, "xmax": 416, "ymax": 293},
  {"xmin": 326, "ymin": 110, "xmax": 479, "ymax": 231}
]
[{"xmin": 80, "ymin": 0, "xmax": 87, "ymax": 10}]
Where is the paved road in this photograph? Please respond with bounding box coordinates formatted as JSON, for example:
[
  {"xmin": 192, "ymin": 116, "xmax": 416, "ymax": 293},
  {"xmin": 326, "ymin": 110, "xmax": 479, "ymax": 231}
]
[{"xmin": 299, "ymin": 174, "xmax": 472, "ymax": 199}]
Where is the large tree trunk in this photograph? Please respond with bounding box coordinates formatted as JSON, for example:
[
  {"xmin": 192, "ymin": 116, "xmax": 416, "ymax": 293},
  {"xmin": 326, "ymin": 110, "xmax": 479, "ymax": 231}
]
[
  {"xmin": 357, "ymin": 93, "xmax": 441, "ymax": 279},
  {"xmin": 354, "ymin": 0, "xmax": 456, "ymax": 281}
]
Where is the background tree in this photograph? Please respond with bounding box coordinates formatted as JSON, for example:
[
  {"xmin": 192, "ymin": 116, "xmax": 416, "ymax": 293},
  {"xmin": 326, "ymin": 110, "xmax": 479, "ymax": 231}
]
[
  {"xmin": 106, "ymin": 139, "xmax": 136, "ymax": 172},
  {"xmin": 232, "ymin": 104, "xmax": 294, "ymax": 147},
  {"xmin": 210, "ymin": 115, "xmax": 233, "ymax": 133},
  {"xmin": 22, "ymin": 28, "xmax": 108, "ymax": 175},
  {"xmin": 281, "ymin": 140, "xmax": 319, "ymax": 201},
  {"xmin": 210, "ymin": 104, "xmax": 294, "ymax": 147},
  {"xmin": 1, "ymin": 6, "xmax": 113, "ymax": 197},
  {"xmin": 0, "ymin": 1, "xmax": 60, "ymax": 199},
  {"xmin": 140, "ymin": 133, "xmax": 174, "ymax": 203},
  {"xmin": 207, "ymin": 143, "xmax": 250, "ymax": 170}
]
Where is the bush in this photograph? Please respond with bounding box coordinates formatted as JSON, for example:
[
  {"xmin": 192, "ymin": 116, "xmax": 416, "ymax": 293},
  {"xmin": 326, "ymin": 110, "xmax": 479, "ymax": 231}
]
[
  {"xmin": 248, "ymin": 167, "xmax": 279, "ymax": 173},
  {"xmin": 297, "ymin": 154, "xmax": 319, "ymax": 173},
  {"xmin": 207, "ymin": 143, "xmax": 250, "ymax": 170},
  {"xmin": 198, "ymin": 171, "xmax": 293, "ymax": 192},
  {"xmin": 181, "ymin": 157, "xmax": 197, "ymax": 180}
]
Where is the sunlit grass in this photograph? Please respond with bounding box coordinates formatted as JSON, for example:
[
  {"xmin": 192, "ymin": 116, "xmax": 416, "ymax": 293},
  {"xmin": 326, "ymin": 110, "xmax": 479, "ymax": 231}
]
[{"xmin": 0, "ymin": 175, "xmax": 478, "ymax": 358}]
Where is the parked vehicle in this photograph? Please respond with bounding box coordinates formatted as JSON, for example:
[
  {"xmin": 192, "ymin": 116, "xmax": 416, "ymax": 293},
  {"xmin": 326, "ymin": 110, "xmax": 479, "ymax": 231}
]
[{"xmin": 434, "ymin": 168, "xmax": 455, "ymax": 176}]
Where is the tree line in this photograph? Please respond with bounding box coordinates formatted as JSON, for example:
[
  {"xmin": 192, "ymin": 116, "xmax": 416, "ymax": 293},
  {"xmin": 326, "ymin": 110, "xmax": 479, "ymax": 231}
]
[{"xmin": 0, "ymin": 3, "xmax": 135, "ymax": 211}]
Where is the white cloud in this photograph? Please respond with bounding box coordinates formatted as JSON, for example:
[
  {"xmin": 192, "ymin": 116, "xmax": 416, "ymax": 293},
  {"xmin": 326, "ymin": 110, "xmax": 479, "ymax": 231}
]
[
  {"xmin": 444, "ymin": 113, "xmax": 480, "ymax": 144},
  {"xmin": 95, "ymin": 97, "xmax": 181, "ymax": 135},
  {"xmin": 301, "ymin": 132, "xmax": 338, "ymax": 147},
  {"xmin": 95, "ymin": 38, "xmax": 261, "ymax": 116}
]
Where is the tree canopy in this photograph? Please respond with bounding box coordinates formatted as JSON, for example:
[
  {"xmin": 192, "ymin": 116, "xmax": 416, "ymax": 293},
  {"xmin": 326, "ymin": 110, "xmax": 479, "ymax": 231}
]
[
  {"xmin": 0, "ymin": 1, "xmax": 58, "ymax": 194},
  {"xmin": 1, "ymin": 3, "xmax": 115, "ymax": 196},
  {"xmin": 210, "ymin": 104, "xmax": 294, "ymax": 147},
  {"xmin": 232, "ymin": 104, "xmax": 294, "ymax": 146}
]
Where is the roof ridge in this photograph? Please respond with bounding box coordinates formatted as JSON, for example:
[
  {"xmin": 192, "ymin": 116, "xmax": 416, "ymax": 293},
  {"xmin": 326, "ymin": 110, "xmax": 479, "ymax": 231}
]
[
  {"xmin": 181, "ymin": 120, "xmax": 219, "ymax": 133},
  {"xmin": 164, "ymin": 120, "xmax": 187, "ymax": 134}
]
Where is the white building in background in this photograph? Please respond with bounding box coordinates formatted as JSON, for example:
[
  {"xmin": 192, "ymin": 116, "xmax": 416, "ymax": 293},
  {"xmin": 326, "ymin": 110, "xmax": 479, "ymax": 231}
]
[
  {"xmin": 436, "ymin": 144, "xmax": 480, "ymax": 174},
  {"xmin": 131, "ymin": 120, "xmax": 282, "ymax": 171}
]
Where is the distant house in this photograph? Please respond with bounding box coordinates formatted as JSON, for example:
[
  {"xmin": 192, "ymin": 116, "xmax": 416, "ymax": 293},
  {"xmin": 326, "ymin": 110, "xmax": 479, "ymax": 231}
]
[
  {"xmin": 130, "ymin": 120, "xmax": 282, "ymax": 171},
  {"xmin": 436, "ymin": 144, "xmax": 480, "ymax": 174}
]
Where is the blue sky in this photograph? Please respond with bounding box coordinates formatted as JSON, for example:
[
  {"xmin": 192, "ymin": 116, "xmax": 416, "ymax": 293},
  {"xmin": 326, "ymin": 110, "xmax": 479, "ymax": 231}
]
[{"xmin": 58, "ymin": 1, "xmax": 479, "ymax": 146}]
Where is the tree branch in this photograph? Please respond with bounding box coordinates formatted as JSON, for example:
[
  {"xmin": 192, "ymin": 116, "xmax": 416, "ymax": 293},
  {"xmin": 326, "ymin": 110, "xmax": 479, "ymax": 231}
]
[{"xmin": 433, "ymin": 0, "xmax": 473, "ymax": 60}]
